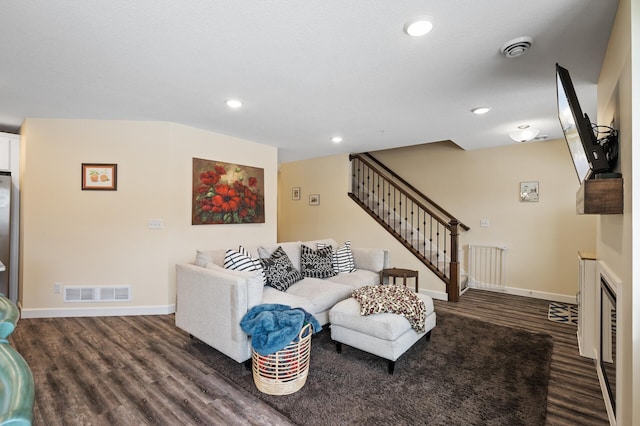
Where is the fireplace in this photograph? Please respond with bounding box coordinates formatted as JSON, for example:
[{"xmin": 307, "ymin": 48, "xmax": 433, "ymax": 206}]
[{"xmin": 598, "ymin": 267, "xmax": 617, "ymax": 423}]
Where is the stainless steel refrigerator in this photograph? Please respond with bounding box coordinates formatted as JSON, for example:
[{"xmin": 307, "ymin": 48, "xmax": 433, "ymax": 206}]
[{"xmin": 0, "ymin": 171, "xmax": 10, "ymax": 297}]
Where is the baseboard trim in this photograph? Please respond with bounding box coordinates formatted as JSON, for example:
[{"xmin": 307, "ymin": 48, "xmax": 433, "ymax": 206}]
[
  {"xmin": 420, "ymin": 285, "xmax": 576, "ymax": 304},
  {"xmin": 466, "ymin": 284, "xmax": 576, "ymax": 304},
  {"xmin": 20, "ymin": 304, "xmax": 176, "ymax": 319}
]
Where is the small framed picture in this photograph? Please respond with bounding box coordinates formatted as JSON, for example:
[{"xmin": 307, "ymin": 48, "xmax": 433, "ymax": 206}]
[
  {"xmin": 292, "ymin": 187, "xmax": 301, "ymax": 200},
  {"xmin": 82, "ymin": 163, "xmax": 117, "ymax": 190},
  {"xmin": 520, "ymin": 181, "xmax": 539, "ymax": 202},
  {"xmin": 309, "ymin": 194, "xmax": 320, "ymax": 206}
]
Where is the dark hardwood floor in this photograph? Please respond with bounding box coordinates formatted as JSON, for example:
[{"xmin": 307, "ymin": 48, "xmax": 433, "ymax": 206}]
[{"xmin": 9, "ymin": 289, "xmax": 608, "ymax": 425}]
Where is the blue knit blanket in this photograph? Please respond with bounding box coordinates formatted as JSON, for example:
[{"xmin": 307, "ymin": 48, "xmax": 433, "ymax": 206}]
[{"xmin": 240, "ymin": 304, "xmax": 321, "ymax": 355}]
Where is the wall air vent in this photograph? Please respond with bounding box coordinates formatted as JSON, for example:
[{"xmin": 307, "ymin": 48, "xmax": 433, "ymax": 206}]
[{"xmin": 64, "ymin": 286, "xmax": 131, "ymax": 303}]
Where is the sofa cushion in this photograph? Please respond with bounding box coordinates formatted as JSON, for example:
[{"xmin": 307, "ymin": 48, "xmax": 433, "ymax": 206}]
[
  {"xmin": 260, "ymin": 286, "xmax": 314, "ymax": 313},
  {"xmin": 223, "ymin": 246, "xmax": 266, "ymax": 284},
  {"xmin": 259, "ymin": 246, "xmax": 303, "ymax": 291},
  {"xmin": 300, "ymin": 245, "xmax": 337, "ymax": 279},
  {"xmin": 285, "ymin": 278, "xmax": 353, "ymax": 314},
  {"xmin": 325, "ymin": 269, "xmax": 380, "ymax": 289},
  {"xmin": 318, "ymin": 240, "xmax": 356, "ymax": 273},
  {"xmin": 204, "ymin": 262, "xmax": 264, "ymax": 309},
  {"xmin": 195, "ymin": 248, "xmax": 226, "ymax": 267},
  {"xmin": 351, "ymin": 247, "xmax": 386, "ymax": 272}
]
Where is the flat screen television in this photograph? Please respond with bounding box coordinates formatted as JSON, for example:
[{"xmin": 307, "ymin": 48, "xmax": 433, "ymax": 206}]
[{"xmin": 556, "ymin": 64, "xmax": 610, "ymax": 183}]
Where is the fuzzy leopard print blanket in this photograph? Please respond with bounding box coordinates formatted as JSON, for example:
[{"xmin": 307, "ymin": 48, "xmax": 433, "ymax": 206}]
[{"xmin": 351, "ymin": 285, "xmax": 426, "ymax": 332}]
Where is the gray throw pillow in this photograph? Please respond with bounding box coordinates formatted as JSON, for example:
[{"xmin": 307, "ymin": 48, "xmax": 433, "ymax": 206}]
[
  {"xmin": 259, "ymin": 246, "xmax": 303, "ymax": 291},
  {"xmin": 301, "ymin": 245, "xmax": 337, "ymax": 278}
]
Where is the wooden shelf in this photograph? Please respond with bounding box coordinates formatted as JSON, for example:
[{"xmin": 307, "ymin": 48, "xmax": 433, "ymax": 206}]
[{"xmin": 576, "ymin": 177, "xmax": 623, "ymax": 215}]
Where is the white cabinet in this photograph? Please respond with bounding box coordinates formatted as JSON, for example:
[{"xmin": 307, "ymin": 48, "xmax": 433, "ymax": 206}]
[{"xmin": 577, "ymin": 251, "xmax": 597, "ymax": 359}]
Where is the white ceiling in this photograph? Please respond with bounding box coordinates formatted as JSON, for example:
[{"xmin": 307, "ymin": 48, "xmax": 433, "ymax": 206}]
[{"xmin": 0, "ymin": 1, "xmax": 618, "ymax": 163}]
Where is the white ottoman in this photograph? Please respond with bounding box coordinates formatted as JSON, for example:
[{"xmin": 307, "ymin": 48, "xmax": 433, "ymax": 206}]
[{"xmin": 329, "ymin": 293, "xmax": 436, "ymax": 374}]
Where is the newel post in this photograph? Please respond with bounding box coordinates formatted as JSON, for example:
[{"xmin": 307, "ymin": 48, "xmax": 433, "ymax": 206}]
[{"xmin": 448, "ymin": 219, "xmax": 460, "ymax": 302}]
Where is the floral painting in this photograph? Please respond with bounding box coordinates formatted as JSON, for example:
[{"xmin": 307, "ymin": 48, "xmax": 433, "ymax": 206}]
[{"xmin": 192, "ymin": 158, "xmax": 265, "ymax": 225}]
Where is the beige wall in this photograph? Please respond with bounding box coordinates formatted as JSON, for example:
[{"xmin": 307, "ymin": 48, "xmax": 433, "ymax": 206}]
[
  {"xmin": 19, "ymin": 119, "xmax": 277, "ymax": 316},
  {"xmin": 278, "ymin": 139, "xmax": 596, "ymax": 301},
  {"xmin": 596, "ymin": 0, "xmax": 636, "ymax": 422}
]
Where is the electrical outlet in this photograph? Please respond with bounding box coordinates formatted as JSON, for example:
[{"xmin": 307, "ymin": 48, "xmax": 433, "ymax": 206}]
[
  {"xmin": 480, "ymin": 219, "xmax": 490, "ymax": 228},
  {"xmin": 54, "ymin": 282, "xmax": 62, "ymax": 294}
]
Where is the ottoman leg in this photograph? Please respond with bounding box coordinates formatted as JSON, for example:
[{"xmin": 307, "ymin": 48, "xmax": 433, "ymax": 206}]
[
  {"xmin": 335, "ymin": 341, "xmax": 342, "ymax": 354},
  {"xmin": 388, "ymin": 360, "xmax": 395, "ymax": 375},
  {"xmin": 426, "ymin": 330, "xmax": 432, "ymax": 340}
]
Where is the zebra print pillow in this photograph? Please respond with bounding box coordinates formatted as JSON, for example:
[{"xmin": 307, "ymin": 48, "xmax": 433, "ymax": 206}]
[
  {"xmin": 318, "ymin": 240, "xmax": 357, "ymax": 274},
  {"xmin": 301, "ymin": 245, "xmax": 337, "ymax": 278},
  {"xmin": 224, "ymin": 246, "xmax": 267, "ymax": 285}
]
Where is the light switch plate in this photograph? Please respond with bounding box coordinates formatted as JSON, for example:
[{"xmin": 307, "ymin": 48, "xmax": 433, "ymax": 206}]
[{"xmin": 148, "ymin": 219, "xmax": 164, "ymax": 229}]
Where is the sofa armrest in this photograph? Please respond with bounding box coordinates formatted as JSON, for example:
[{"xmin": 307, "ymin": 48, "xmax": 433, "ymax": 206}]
[
  {"xmin": 351, "ymin": 248, "xmax": 389, "ymax": 272},
  {"xmin": 175, "ymin": 263, "xmax": 252, "ymax": 363}
]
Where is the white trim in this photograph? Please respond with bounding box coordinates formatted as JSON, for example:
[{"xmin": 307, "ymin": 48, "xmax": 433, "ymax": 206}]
[
  {"xmin": 420, "ymin": 289, "xmax": 448, "ymax": 301},
  {"xmin": 19, "ymin": 304, "xmax": 175, "ymax": 319},
  {"xmin": 466, "ymin": 283, "xmax": 577, "ymax": 304}
]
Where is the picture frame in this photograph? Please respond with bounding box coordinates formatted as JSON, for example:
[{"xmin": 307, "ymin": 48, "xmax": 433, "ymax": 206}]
[
  {"xmin": 520, "ymin": 181, "xmax": 539, "ymax": 202},
  {"xmin": 309, "ymin": 194, "xmax": 320, "ymax": 206},
  {"xmin": 82, "ymin": 163, "xmax": 117, "ymax": 190},
  {"xmin": 192, "ymin": 158, "xmax": 265, "ymax": 225},
  {"xmin": 292, "ymin": 187, "xmax": 301, "ymax": 200}
]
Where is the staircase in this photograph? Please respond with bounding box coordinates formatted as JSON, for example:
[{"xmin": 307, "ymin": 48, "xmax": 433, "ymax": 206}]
[{"xmin": 348, "ymin": 153, "xmax": 469, "ymax": 302}]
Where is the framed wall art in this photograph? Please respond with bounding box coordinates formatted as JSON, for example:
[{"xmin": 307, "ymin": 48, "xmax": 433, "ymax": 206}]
[
  {"xmin": 309, "ymin": 194, "xmax": 320, "ymax": 206},
  {"xmin": 292, "ymin": 187, "xmax": 301, "ymax": 200},
  {"xmin": 82, "ymin": 163, "xmax": 117, "ymax": 190},
  {"xmin": 520, "ymin": 181, "xmax": 539, "ymax": 202},
  {"xmin": 192, "ymin": 158, "xmax": 265, "ymax": 225}
]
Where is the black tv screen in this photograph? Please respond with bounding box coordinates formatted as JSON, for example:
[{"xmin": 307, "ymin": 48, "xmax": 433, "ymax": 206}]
[{"xmin": 556, "ymin": 64, "xmax": 609, "ymax": 183}]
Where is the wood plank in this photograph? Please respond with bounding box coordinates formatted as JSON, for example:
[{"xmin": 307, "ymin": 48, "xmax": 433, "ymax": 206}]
[{"xmin": 8, "ymin": 289, "xmax": 608, "ymax": 425}]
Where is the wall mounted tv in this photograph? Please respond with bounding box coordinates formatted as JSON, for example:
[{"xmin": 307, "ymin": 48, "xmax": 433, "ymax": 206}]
[{"xmin": 556, "ymin": 63, "xmax": 616, "ymax": 183}]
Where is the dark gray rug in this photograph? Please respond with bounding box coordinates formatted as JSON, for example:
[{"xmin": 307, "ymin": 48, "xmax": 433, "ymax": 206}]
[{"xmin": 187, "ymin": 311, "xmax": 553, "ymax": 426}]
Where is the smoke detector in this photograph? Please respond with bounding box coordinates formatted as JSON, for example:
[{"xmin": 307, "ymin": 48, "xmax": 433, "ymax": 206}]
[{"xmin": 500, "ymin": 36, "xmax": 533, "ymax": 58}]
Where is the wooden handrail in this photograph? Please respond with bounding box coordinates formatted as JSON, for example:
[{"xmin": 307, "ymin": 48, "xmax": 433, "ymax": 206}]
[
  {"xmin": 349, "ymin": 152, "xmax": 467, "ymax": 302},
  {"xmin": 350, "ymin": 152, "xmax": 470, "ymax": 231}
]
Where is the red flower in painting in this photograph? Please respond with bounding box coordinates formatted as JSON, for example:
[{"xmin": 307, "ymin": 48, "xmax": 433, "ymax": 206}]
[
  {"xmin": 194, "ymin": 161, "xmax": 264, "ymax": 224},
  {"xmin": 212, "ymin": 184, "xmax": 240, "ymax": 212}
]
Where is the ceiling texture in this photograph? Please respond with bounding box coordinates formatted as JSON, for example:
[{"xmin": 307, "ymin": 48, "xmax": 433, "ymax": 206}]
[{"xmin": 0, "ymin": 1, "xmax": 619, "ymax": 163}]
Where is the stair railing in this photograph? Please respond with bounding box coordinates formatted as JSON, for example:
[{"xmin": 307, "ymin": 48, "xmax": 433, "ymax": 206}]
[{"xmin": 349, "ymin": 152, "xmax": 469, "ymax": 302}]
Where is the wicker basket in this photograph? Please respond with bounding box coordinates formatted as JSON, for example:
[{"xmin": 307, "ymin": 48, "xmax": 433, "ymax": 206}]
[{"xmin": 252, "ymin": 322, "xmax": 313, "ymax": 395}]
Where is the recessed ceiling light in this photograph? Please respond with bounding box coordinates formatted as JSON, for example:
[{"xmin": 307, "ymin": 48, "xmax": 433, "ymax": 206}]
[
  {"xmin": 471, "ymin": 106, "xmax": 491, "ymax": 115},
  {"xmin": 403, "ymin": 17, "xmax": 433, "ymax": 37},
  {"xmin": 331, "ymin": 136, "xmax": 343, "ymax": 143},
  {"xmin": 225, "ymin": 99, "xmax": 243, "ymax": 109}
]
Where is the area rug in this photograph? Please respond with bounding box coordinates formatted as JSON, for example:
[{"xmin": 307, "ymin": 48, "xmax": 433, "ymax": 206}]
[
  {"xmin": 548, "ymin": 301, "xmax": 578, "ymax": 325},
  {"xmin": 186, "ymin": 311, "xmax": 553, "ymax": 426}
]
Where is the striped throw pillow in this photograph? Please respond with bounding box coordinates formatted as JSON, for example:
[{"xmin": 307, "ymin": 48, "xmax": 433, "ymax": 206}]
[
  {"xmin": 224, "ymin": 246, "xmax": 266, "ymax": 285},
  {"xmin": 318, "ymin": 240, "xmax": 356, "ymax": 274}
]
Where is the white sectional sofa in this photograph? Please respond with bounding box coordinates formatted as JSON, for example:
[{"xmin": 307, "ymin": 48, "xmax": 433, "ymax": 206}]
[{"xmin": 175, "ymin": 238, "xmax": 389, "ymax": 363}]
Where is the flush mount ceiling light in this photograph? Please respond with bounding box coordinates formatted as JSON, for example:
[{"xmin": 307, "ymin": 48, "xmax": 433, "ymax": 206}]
[
  {"xmin": 508, "ymin": 124, "xmax": 540, "ymax": 142},
  {"xmin": 500, "ymin": 36, "xmax": 533, "ymax": 58},
  {"xmin": 471, "ymin": 106, "xmax": 491, "ymax": 115},
  {"xmin": 403, "ymin": 17, "xmax": 433, "ymax": 37},
  {"xmin": 225, "ymin": 99, "xmax": 243, "ymax": 109},
  {"xmin": 331, "ymin": 136, "xmax": 343, "ymax": 143}
]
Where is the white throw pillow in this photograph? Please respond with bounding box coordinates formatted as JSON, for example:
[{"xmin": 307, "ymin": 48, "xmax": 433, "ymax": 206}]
[{"xmin": 224, "ymin": 245, "xmax": 267, "ymax": 285}]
